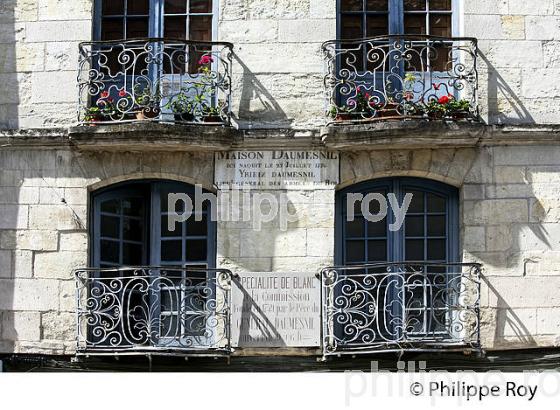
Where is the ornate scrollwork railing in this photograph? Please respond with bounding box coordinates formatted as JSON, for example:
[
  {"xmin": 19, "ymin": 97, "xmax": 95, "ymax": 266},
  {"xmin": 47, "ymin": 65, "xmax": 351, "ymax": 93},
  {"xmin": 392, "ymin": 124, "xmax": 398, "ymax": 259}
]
[
  {"xmin": 321, "ymin": 262, "xmax": 482, "ymax": 356},
  {"xmin": 77, "ymin": 38, "xmax": 233, "ymax": 126},
  {"xmin": 75, "ymin": 267, "xmax": 235, "ymax": 355},
  {"xmin": 322, "ymin": 35, "xmax": 479, "ymax": 124}
]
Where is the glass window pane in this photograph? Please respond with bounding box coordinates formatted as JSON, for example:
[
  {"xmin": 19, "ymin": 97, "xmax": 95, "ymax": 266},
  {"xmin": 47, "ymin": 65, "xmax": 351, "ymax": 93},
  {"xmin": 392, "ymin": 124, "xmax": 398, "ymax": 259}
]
[
  {"xmin": 161, "ymin": 291, "xmax": 179, "ymax": 311},
  {"xmin": 405, "ymin": 239, "xmax": 424, "ymax": 260},
  {"xmin": 429, "ymin": 14, "xmax": 451, "ymax": 37},
  {"xmin": 367, "ymin": 220, "xmax": 386, "ymax": 237},
  {"xmin": 101, "ymin": 215, "xmax": 120, "ymax": 238},
  {"xmin": 341, "ymin": 0, "xmax": 363, "ymax": 12},
  {"xmin": 367, "ymin": 0, "xmax": 388, "ymax": 11},
  {"xmin": 127, "ymin": 0, "xmax": 150, "ymax": 15},
  {"xmin": 126, "ymin": 17, "xmax": 149, "ymax": 38},
  {"xmin": 165, "ymin": 0, "xmax": 187, "ymax": 14},
  {"xmin": 189, "ymin": 15, "xmax": 213, "ymax": 41},
  {"xmin": 122, "ymin": 197, "xmax": 144, "ymax": 217},
  {"xmin": 366, "ymin": 14, "xmax": 388, "ymax": 36},
  {"xmin": 191, "ymin": 0, "xmax": 212, "ymax": 13},
  {"xmin": 101, "ymin": 240, "xmax": 119, "ymax": 263},
  {"xmin": 367, "ymin": 240, "xmax": 387, "ymax": 261},
  {"xmin": 187, "ymin": 215, "xmax": 208, "ymax": 237},
  {"xmin": 165, "ymin": 16, "xmax": 187, "ymax": 38},
  {"xmin": 162, "ymin": 240, "xmax": 182, "ymax": 261},
  {"xmin": 427, "ymin": 193, "xmax": 446, "ymax": 212},
  {"xmin": 101, "ymin": 198, "xmax": 120, "ymax": 214},
  {"xmin": 404, "ymin": 14, "xmax": 427, "ymax": 34},
  {"xmin": 101, "ymin": 18, "xmax": 124, "ymax": 40},
  {"xmin": 407, "ymin": 190, "xmax": 424, "ymax": 213},
  {"xmin": 162, "ymin": 215, "xmax": 182, "ymax": 237},
  {"xmin": 346, "ymin": 218, "xmax": 365, "ymax": 237},
  {"xmin": 103, "ymin": 0, "xmax": 124, "ymax": 15},
  {"xmin": 405, "ymin": 215, "xmax": 424, "ymax": 237},
  {"xmin": 404, "ymin": 0, "xmax": 426, "ymax": 10},
  {"xmin": 427, "ymin": 215, "xmax": 446, "ymax": 236},
  {"xmin": 427, "ymin": 239, "xmax": 446, "ymax": 260},
  {"xmin": 346, "ymin": 240, "xmax": 365, "ymax": 263},
  {"xmin": 185, "ymin": 239, "xmax": 208, "ymax": 261},
  {"xmin": 430, "ymin": 0, "xmax": 451, "ymax": 10},
  {"xmin": 160, "ymin": 315, "xmax": 179, "ymax": 335},
  {"xmin": 161, "ymin": 190, "xmax": 186, "ymax": 213},
  {"xmin": 123, "ymin": 217, "xmax": 143, "ymax": 241},
  {"xmin": 341, "ymin": 14, "xmax": 363, "ymax": 39},
  {"xmin": 123, "ymin": 243, "xmax": 143, "ymax": 265}
]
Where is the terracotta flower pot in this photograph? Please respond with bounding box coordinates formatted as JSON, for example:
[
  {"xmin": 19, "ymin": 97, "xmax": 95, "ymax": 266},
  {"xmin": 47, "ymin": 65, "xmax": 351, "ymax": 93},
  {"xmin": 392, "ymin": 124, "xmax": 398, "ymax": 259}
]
[
  {"xmin": 174, "ymin": 113, "xmax": 195, "ymax": 122},
  {"xmin": 136, "ymin": 108, "xmax": 160, "ymax": 120},
  {"xmin": 203, "ymin": 115, "xmax": 222, "ymax": 123}
]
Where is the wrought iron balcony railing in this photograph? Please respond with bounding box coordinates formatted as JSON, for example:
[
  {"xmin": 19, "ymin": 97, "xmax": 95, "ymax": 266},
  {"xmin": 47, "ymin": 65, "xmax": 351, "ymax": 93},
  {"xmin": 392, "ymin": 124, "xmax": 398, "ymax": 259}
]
[
  {"xmin": 323, "ymin": 35, "xmax": 479, "ymax": 124},
  {"xmin": 321, "ymin": 262, "xmax": 482, "ymax": 356},
  {"xmin": 77, "ymin": 38, "xmax": 233, "ymax": 126},
  {"xmin": 75, "ymin": 267, "xmax": 235, "ymax": 355}
]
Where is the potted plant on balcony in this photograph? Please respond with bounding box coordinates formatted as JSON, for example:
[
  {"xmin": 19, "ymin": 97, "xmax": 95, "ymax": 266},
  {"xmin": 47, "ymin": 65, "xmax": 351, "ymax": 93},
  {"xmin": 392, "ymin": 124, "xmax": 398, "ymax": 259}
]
[
  {"xmin": 165, "ymin": 90, "xmax": 195, "ymax": 122},
  {"xmin": 445, "ymin": 98, "xmax": 472, "ymax": 120},
  {"xmin": 134, "ymin": 86, "xmax": 161, "ymax": 120}
]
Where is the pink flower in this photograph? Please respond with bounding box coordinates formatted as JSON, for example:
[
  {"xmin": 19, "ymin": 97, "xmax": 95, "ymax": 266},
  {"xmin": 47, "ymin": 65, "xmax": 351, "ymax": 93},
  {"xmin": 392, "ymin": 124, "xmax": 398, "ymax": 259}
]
[
  {"xmin": 100, "ymin": 91, "xmax": 109, "ymax": 98},
  {"xmin": 198, "ymin": 55, "xmax": 214, "ymax": 65},
  {"xmin": 118, "ymin": 89, "xmax": 127, "ymax": 97},
  {"xmin": 438, "ymin": 95, "xmax": 450, "ymax": 104}
]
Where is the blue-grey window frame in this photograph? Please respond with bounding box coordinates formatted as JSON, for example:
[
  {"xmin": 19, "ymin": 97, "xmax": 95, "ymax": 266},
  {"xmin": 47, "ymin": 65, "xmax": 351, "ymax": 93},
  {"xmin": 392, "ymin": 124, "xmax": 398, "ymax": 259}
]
[
  {"xmin": 335, "ymin": 177, "xmax": 459, "ymax": 265},
  {"xmin": 336, "ymin": 0, "xmax": 461, "ymax": 39},
  {"xmin": 90, "ymin": 179, "xmax": 217, "ymax": 269},
  {"xmin": 92, "ymin": 0, "xmax": 218, "ymax": 40}
]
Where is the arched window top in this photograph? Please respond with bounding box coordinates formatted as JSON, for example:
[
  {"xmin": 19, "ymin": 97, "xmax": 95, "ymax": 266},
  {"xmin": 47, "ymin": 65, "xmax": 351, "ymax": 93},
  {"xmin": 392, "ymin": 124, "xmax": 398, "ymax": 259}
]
[
  {"xmin": 91, "ymin": 179, "xmax": 215, "ymax": 268},
  {"xmin": 336, "ymin": 177, "xmax": 459, "ymax": 265}
]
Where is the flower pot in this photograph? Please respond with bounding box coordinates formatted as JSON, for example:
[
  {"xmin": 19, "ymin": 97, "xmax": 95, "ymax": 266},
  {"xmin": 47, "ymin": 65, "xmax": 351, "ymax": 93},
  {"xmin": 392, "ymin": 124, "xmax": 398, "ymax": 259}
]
[
  {"xmin": 136, "ymin": 108, "xmax": 160, "ymax": 120},
  {"xmin": 376, "ymin": 103, "xmax": 401, "ymax": 118},
  {"xmin": 449, "ymin": 110, "xmax": 470, "ymax": 120},
  {"xmin": 428, "ymin": 111, "xmax": 444, "ymax": 120},
  {"xmin": 335, "ymin": 113, "xmax": 354, "ymax": 121},
  {"xmin": 174, "ymin": 113, "xmax": 195, "ymax": 122},
  {"xmin": 203, "ymin": 115, "xmax": 222, "ymax": 123}
]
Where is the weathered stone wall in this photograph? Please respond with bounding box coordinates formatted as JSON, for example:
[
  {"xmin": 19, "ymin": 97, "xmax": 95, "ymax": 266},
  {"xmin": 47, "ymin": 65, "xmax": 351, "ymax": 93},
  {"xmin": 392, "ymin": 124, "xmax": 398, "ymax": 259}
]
[
  {"xmin": 3, "ymin": 1, "xmax": 560, "ymax": 128},
  {"xmin": 1, "ymin": 143, "xmax": 560, "ymax": 354}
]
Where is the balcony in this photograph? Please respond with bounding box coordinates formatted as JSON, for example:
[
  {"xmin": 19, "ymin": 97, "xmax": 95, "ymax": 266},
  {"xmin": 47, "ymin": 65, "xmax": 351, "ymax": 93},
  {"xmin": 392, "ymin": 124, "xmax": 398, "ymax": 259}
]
[
  {"xmin": 322, "ymin": 35, "xmax": 479, "ymax": 125},
  {"xmin": 320, "ymin": 262, "xmax": 482, "ymax": 356},
  {"xmin": 75, "ymin": 267, "xmax": 235, "ymax": 356},
  {"xmin": 77, "ymin": 38, "xmax": 233, "ymax": 126}
]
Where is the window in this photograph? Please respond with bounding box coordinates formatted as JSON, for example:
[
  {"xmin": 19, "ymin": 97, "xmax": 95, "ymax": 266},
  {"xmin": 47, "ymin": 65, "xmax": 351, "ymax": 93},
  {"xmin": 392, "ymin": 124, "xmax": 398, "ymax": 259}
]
[
  {"xmin": 94, "ymin": 0, "xmax": 215, "ymax": 42},
  {"xmin": 92, "ymin": 180, "xmax": 215, "ymax": 268},
  {"xmin": 336, "ymin": 177, "xmax": 458, "ymax": 266},
  {"xmin": 334, "ymin": 177, "xmax": 460, "ymax": 344},
  {"xmin": 90, "ymin": 180, "xmax": 217, "ymax": 348},
  {"xmin": 339, "ymin": 0, "xmax": 455, "ymax": 39}
]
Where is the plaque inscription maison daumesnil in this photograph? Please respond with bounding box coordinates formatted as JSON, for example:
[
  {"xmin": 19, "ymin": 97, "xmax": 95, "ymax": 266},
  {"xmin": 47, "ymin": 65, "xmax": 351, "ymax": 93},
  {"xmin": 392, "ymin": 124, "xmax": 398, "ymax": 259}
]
[{"xmin": 215, "ymin": 151, "xmax": 340, "ymax": 190}]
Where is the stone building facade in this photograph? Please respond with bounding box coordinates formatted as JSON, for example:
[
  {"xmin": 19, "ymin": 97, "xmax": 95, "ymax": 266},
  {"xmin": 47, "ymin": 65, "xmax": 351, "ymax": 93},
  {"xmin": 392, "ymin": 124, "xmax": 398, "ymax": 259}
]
[{"xmin": 1, "ymin": 0, "xmax": 560, "ymax": 362}]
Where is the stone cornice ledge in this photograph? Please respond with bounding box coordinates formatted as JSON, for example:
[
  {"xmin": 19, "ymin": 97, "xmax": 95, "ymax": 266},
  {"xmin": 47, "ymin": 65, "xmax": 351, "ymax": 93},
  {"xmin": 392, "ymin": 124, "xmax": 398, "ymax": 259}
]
[
  {"xmin": 67, "ymin": 123, "xmax": 238, "ymax": 151},
  {"xmin": 320, "ymin": 121, "xmax": 486, "ymax": 150}
]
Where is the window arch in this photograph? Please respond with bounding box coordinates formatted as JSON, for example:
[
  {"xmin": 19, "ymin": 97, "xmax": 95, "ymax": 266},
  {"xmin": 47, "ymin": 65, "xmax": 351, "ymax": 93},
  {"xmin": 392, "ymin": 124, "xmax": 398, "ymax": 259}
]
[
  {"xmin": 335, "ymin": 177, "xmax": 459, "ymax": 265},
  {"xmin": 91, "ymin": 179, "xmax": 216, "ymax": 268}
]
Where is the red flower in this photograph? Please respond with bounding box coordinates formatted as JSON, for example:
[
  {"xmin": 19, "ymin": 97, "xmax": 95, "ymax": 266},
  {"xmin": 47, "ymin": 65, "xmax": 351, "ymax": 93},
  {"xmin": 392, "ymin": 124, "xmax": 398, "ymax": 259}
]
[
  {"xmin": 365, "ymin": 93, "xmax": 371, "ymax": 99},
  {"xmin": 100, "ymin": 91, "xmax": 109, "ymax": 98},
  {"xmin": 118, "ymin": 89, "xmax": 127, "ymax": 97},
  {"xmin": 438, "ymin": 95, "xmax": 450, "ymax": 104},
  {"xmin": 198, "ymin": 55, "xmax": 214, "ymax": 65}
]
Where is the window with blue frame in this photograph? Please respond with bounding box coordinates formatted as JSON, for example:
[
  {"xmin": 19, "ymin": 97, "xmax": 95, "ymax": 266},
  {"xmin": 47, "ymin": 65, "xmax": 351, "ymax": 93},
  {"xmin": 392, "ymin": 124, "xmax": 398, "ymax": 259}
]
[
  {"xmin": 92, "ymin": 180, "xmax": 215, "ymax": 269},
  {"xmin": 339, "ymin": 0, "xmax": 454, "ymax": 39},
  {"xmin": 336, "ymin": 177, "xmax": 458, "ymax": 265},
  {"xmin": 334, "ymin": 177, "xmax": 459, "ymax": 342},
  {"xmin": 95, "ymin": 0, "xmax": 214, "ymax": 42}
]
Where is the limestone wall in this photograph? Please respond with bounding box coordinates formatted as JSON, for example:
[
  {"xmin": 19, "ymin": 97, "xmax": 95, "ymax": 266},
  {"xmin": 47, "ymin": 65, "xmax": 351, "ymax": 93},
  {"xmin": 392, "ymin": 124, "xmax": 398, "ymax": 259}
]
[
  {"xmin": 1, "ymin": 143, "xmax": 560, "ymax": 354},
  {"xmin": 2, "ymin": 1, "xmax": 560, "ymax": 128}
]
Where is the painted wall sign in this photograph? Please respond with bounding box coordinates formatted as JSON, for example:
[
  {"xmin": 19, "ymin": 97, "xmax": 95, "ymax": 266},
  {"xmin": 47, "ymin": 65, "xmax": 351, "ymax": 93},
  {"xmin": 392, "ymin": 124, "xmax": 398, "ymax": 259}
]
[
  {"xmin": 215, "ymin": 151, "xmax": 339, "ymax": 190},
  {"xmin": 231, "ymin": 272, "xmax": 321, "ymax": 348}
]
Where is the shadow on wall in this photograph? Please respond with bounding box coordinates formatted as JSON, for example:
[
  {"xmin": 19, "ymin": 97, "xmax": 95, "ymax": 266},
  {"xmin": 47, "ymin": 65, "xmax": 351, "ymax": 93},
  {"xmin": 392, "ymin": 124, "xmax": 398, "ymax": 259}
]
[
  {"xmin": 0, "ymin": 1, "xmax": 19, "ymax": 129},
  {"xmin": 232, "ymin": 54, "xmax": 292, "ymax": 128},
  {"xmin": 479, "ymin": 52, "xmax": 535, "ymax": 125}
]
